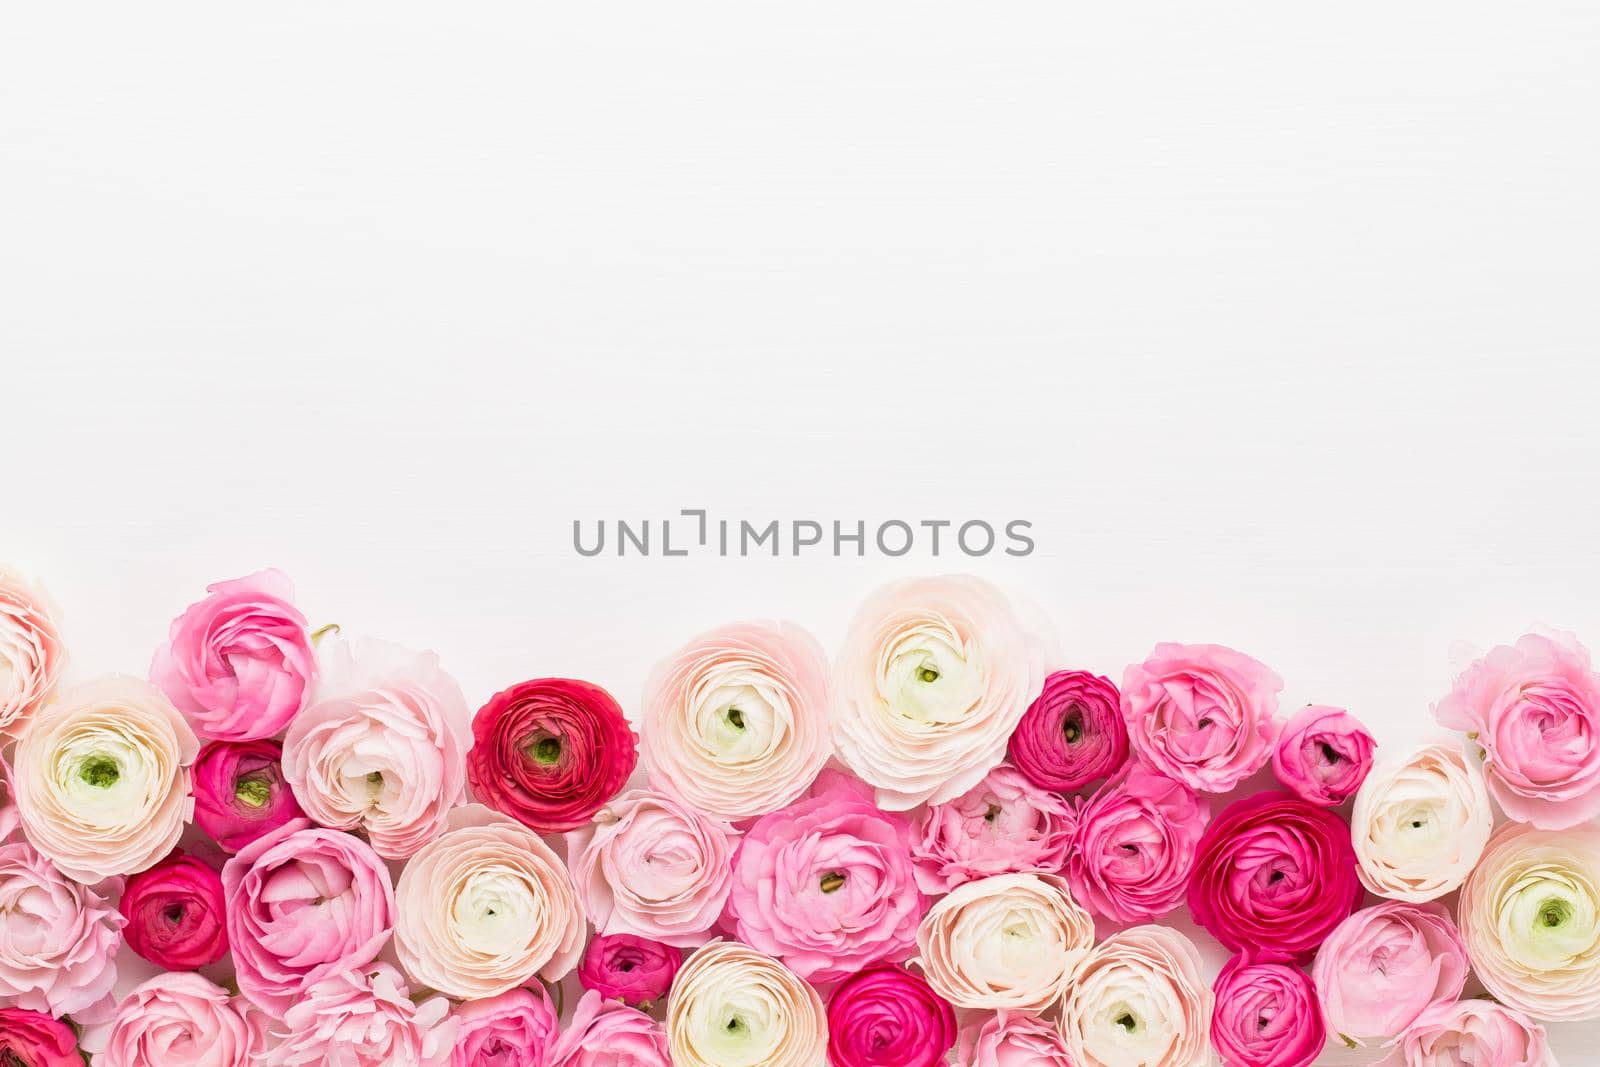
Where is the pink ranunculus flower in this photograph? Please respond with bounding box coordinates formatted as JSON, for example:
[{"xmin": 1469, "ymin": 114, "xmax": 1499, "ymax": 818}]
[
  {"xmin": 1311, "ymin": 901, "xmax": 1469, "ymax": 1047},
  {"xmin": 1058, "ymin": 925, "xmax": 1213, "ymax": 1067},
  {"xmin": 726, "ymin": 770, "xmax": 925, "ymax": 984},
  {"xmin": 190, "ymin": 738, "xmax": 302, "ymax": 854},
  {"xmin": 1375, "ymin": 999, "xmax": 1555, "ymax": 1067},
  {"xmin": 1435, "ymin": 630, "xmax": 1600, "ymax": 829},
  {"xmin": 150, "ymin": 569, "xmax": 316, "ymax": 742},
  {"xmin": 567, "ymin": 789, "xmax": 739, "ymax": 948},
  {"xmin": 953, "ymin": 1010, "xmax": 1074, "ymax": 1067},
  {"xmin": 578, "ymin": 934, "xmax": 683, "ymax": 1008},
  {"xmin": 450, "ymin": 987, "xmax": 559, "ymax": 1067},
  {"xmin": 0, "ymin": 568, "xmax": 65, "ymax": 737},
  {"xmin": 551, "ymin": 990, "xmax": 672, "ymax": 1067},
  {"xmin": 1210, "ymin": 957, "xmax": 1325, "ymax": 1067},
  {"xmin": 283, "ymin": 633, "xmax": 472, "ymax": 859},
  {"xmin": 222, "ymin": 818, "xmax": 395, "ymax": 1018},
  {"xmin": 1272, "ymin": 704, "xmax": 1376, "ymax": 806},
  {"xmin": 0, "ymin": 841, "xmax": 122, "ymax": 1017},
  {"xmin": 826, "ymin": 965, "xmax": 956, "ymax": 1067},
  {"xmin": 0, "ymin": 1007, "xmax": 81, "ymax": 1067},
  {"xmin": 1065, "ymin": 763, "xmax": 1209, "ymax": 923},
  {"xmin": 94, "ymin": 973, "xmax": 269, "ymax": 1067},
  {"xmin": 1121, "ymin": 642, "xmax": 1282, "ymax": 793},
  {"xmin": 0, "ymin": 752, "xmax": 18, "ymax": 842},
  {"xmin": 118, "ymin": 851, "xmax": 229, "ymax": 970},
  {"xmin": 1008, "ymin": 669, "xmax": 1128, "ymax": 793},
  {"xmin": 270, "ymin": 962, "xmax": 455, "ymax": 1067},
  {"xmin": 910, "ymin": 763, "xmax": 1077, "ymax": 895}
]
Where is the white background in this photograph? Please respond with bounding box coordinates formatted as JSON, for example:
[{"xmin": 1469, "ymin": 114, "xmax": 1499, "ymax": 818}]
[{"xmin": 3, "ymin": 4, "xmax": 1598, "ymax": 1062}]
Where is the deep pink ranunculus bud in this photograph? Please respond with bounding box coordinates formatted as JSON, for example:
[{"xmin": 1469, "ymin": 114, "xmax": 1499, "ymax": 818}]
[
  {"xmin": 825, "ymin": 965, "xmax": 956, "ymax": 1067},
  {"xmin": 1209, "ymin": 956, "xmax": 1325, "ymax": 1067},
  {"xmin": 1008, "ymin": 670, "xmax": 1127, "ymax": 793},
  {"xmin": 119, "ymin": 850, "xmax": 229, "ymax": 970},
  {"xmin": 450, "ymin": 987, "xmax": 559, "ymax": 1067},
  {"xmin": 0, "ymin": 1007, "xmax": 81, "ymax": 1067},
  {"xmin": 1271, "ymin": 704, "xmax": 1376, "ymax": 806},
  {"xmin": 578, "ymin": 934, "xmax": 682, "ymax": 1009},
  {"xmin": 192, "ymin": 739, "xmax": 304, "ymax": 854},
  {"xmin": 1065, "ymin": 763, "xmax": 1209, "ymax": 923}
]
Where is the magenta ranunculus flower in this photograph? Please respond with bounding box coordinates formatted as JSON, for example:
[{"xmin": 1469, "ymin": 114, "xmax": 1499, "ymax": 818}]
[
  {"xmin": 1375, "ymin": 999, "xmax": 1555, "ymax": 1067},
  {"xmin": 1209, "ymin": 957, "xmax": 1325, "ymax": 1067},
  {"xmin": 725, "ymin": 770, "xmax": 925, "ymax": 983},
  {"xmin": 1066, "ymin": 763, "xmax": 1209, "ymax": 923},
  {"xmin": 1122, "ymin": 642, "xmax": 1282, "ymax": 793},
  {"xmin": 1271, "ymin": 704, "xmax": 1376, "ymax": 806},
  {"xmin": 826, "ymin": 965, "xmax": 956, "ymax": 1067},
  {"xmin": 450, "ymin": 987, "xmax": 559, "ymax": 1067},
  {"xmin": 271, "ymin": 963, "xmax": 455, "ymax": 1067},
  {"xmin": 578, "ymin": 934, "xmax": 682, "ymax": 1008},
  {"xmin": 191, "ymin": 739, "xmax": 303, "ymax": 853},
  {"xmin": 1187, "ymin": 791, "xmax": 1362, "ymax": 964},
  {"xmin": 96, "ymin": 972, "xmax": 270, "ymax": 1067},
  {"xmin": 551, "ymin": 990, "xmax": 671, "ymax": 1067},
  {"xmin": 0, "ymin": 1007, "xmax": 80, "ymax": 1067},
  {"xmin": 150, "ymin": 569, "xmax": 316, "ymax": 742},
  {"xmin": 953, "ymin": 1010, "xmax": 1073, "ymax": 1067},
  {"xmin": 910, "ymin": 763, "xmax": 1077, "ymax": 894},
  {"xmin": 1008, "ymin": 670, "xmax": 1127, "ymax": 793},
  {"xmin": 0, "ymin": 842, "xmax": 122, "ymax": 1018},
  {"xmin": 1311, "ymin": 901, "xmax": 1469, "ymax": 1047},
  {"xmin": 118, "ymin": 851, "xmax": 229, "ymax": 970}
]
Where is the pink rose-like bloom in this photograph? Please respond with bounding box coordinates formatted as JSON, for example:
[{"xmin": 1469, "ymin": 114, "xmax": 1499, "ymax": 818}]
[
  {"xmin": 1311, "ymin": 901, "xmax": 1469, "ymax": 1047},
  {"xmin": 1272, "ymin": 704, "xmax": 1376, "ymax": 806},
  {"xmin": 551, "ymin": 990, "xmax": 671, "ymax": 1067},
  {"xmin": 725, "ymin": 770, "xmax": 925, "ymax": 984},
  {"xmin": 0, "ymin": 842, "xmax": 122, "ymax": 1017},
  {"xmin": 271, "ymin": 963, "xmax": 455, "ymax": 1067},
  {"xmin": 1008, "ymin": 670, "xmax": 1128, "ymax": 793},
  {"xmin": 1376, "ymin": 1000, "xmax": 1555, "ymax": 1067},
  {"xmin": 118, "ymin": 852, "xmax": 229, "ymax": 970},
  {"xmin": 1435, "ymin": 630, "xmax": 1600, "ymax": 829},
  {"xmin": 826, "ymin": 965, "xmax": 956, "ymax": 1067},
  {"xmin": 96, "ymin": 973, "xmax": 269, "ymax": 1067},
  {"xmin": 222, "ymin": 819, "xmax": 395, "ymax": 1018},
  {"xmin": 0, "ymin": 568, "xmax": 65, "ymax": 737},
  {"xmin": 911, "ymin": 763, "xmax": 1077, "ymax": 895},
  {"xmin": 450, "ymin": 987, "xmax": 559, "ymax": 1067},
  {"xmin": 954, "ymin": 1011, "xmax": 1074, "ymax": 1067},
  {"xmin": 1066, "ymin": 763, "xmax": 1209, "ymax": 923},
  {"xmin": 191, "ymin": 739, "xmax": 303, "ymax": 853},
  {"xmin": 578, "ymin": 934, "xmax": 682, "ymax": 1008},
  {"xmin": 0, "ymin": 1007, "xmax": 81, "ymax": 1067},
  {"xmin": 150, "ymin": 569, "xmax": 316, "ymax": 742},
  {"xmin": 0, "ymin": 753, "xmax": 17, "ymax": 842},
  {"xmin": 1122, "ymin": 642, "xmax": 1282, "ymax": 792},
  {"xmin": 1210, "ymin": 957, "xmax": 1325, "ymax": 1067}
]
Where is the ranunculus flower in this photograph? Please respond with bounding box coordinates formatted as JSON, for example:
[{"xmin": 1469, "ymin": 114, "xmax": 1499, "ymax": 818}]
[
  {"xmin": 270, "ymin": 962, "xmax": 455, "ymax": 1067},
  {"xmin": 552, "ymin": 990, "xmax": 671, "ymax": 1067},
  {"xmin": 222, "ymin": 818, "xmax": 395, "ymax": 1018},
  {"xmin": 394, "ymin": 804, "xmax": 585, "ymax": 1000},
  {"xmin": 1187, "ymin": 791, "xmax": 1362, "ymax": 964},
  {"xmin": 468, "ymin": 677, "xmax": 637, "ymax": 833},
  {"xmin": 1352, "ymin": 742, "xmax": 1493, "ymax": 902},
  {"xmin": 12, "ymin": 675, "xmax": 199, "ymax": 882},
  {"xmin": 578, "ymin": 933, "xmax": 682, "ymax": 1008},
  {"xmin": 0, "ymin": 568, "xmax": 65, "ymax": 737},
  {"xmin": 910, "ymin": 763, "xmax": 1077, "ymax": 895},
  {"xmin": 825, "ymin": 965, "xmax": 956, "ymax": 1067},
  {"xmin": 1008, "ymin": 669, "xmax": 1127, "ymax": 793},
  {"xmin": 96, "ymin": 973, "xmax": 268, "ymax": 1067},
  {"xmin": 915, "ymin": 872, "xmax": 1094, "ymax": 1012},
  {"xmin": 665, "ymin": 940, "xmax": 829, "ymax": 1067},
  {"xmin": 283, "ymin": 634, "xmax": 471, "ymax": 859},
  {"xmin": 832, "ymin": 576, "xmax": 1051, "ymax": 810},
  {"xmin": 118, "ymin": 851, "xmax": 228, "ymax": 970},
  {"xmin": 1209, "ymin": 957, "xmax": 1324, "ymax": 1067},
  {"xmin": 1375, "ymin": 999, "xmax": 1555, "ymax": 1067},
  {"xmin": 0, "ymin": 841, "xmax": 122, "ymax": 1017},
  {"xmin": 1058, "ymin": 925, "xmax": 1212, "ymax": 1067},
  {"xmin": 726, "ymin": 771, "xmax": 924, "ymax": 983},
  {"xmin": 567, "ymin": 789, "xmax": 738, "ymax": 948},
  {"xmin": 1311, "ymin": 901, "xmax": 1469, "ymax": 1047},
  {"xmin": 642, "ymin": 619, "xmax": 832, "ymax": 822},
  {"xmin": 450, "ymin": 987, "xmax": 559, "ymax": 1067},
  {"xmin": 953, "ymin": 1011, "xmax": 1074, "ymax": 1067},
  {"xmin": 1121, "ymin": 642, "xmax": 1281, "ymax": 793},
  {"xmin": 1065, "ymin": 763, "xmax": 1208, "ymax": 923},
  {"xmin": 1271, "ymin": 704, "xmax": 1376, "ymax": 806},
  {"xmin": 0, "ymin": 1007, "xmax": 81, "ymax": 1067},
  {"xmin": 0, "ymin": 752, "xmax": 18, "ymax": 842},
  {"xmin": 1458, "ymin": 821, "xmax": 1600, "ymax": 1021},
  {"xmin": 149, "ymin": 569, "xmax": 316, "ymax": 742},
  {"xmin": 190, "ymin": 739, "xmax": 303, "ymax": 853},
  {"xmin": 1435, "ymin": 630, "xmax": 1600, "ymax": 829}
]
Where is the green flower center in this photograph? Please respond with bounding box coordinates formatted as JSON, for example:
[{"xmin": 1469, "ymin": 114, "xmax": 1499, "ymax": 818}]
[
  {"xmin": 1116, "ymin": 1012, "xmax": 1138, "ymax": 1033},
  {"xmin": 820, "ymin": 871, "xmax": 847, "ymax": 893},
  {"xmin": 1063, "ymin": 707, "xmax": 1084, "ymax": 744},
  {"xmin": 1540, "ymin": 897, "xmax": 1572, "ymax": 929},
  {"xmin": 918, "ymin": 666, "xmax": 940, "ymax": 683},
  {"xmin": 532, "ymin": 737, "xmax": 563, "ymax": 765},
  {"xmin": 726, "ymin": 708, "xmax": 746, "ymax": 730},
  {"xmin": 80, "ymin": 757, "xmax": 120, "ymax": 789},
  {"xmin": 235, "ymin": 775, "xmax": 273, "ymax": 809},
  {"xmin": 725, "ymin": 1015, "xmax": 747, "ymax": 1035}
]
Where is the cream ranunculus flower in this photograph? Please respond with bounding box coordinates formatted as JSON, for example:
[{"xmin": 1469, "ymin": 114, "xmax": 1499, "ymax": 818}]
[
  {"xmin": 13, "ymin": 675, "xmax": 199, "ymax": 881},
  {"xmin": 916, "ymin": 872, "xmax": 1093, "ymax": 1012},
  {"xmin": 1458, "ymin": 822, "xmax": 1600, "ymax": 1021},
  {"xmin": 832, "ymin": 576, "xmax": 1051, "ymax": 811},
  {"xmin": 1059, "ymin": 925, "xmax": 1213, "ymax": 1067},
  {"xmin": 393, "ymin": 804, "xmax": 585, "ymax": 1000},
  {"xmin": 1351, "ymin": 742, "xmax": 1493, "ymax": 902},
  {"xmin": 666, "ymin": 940, "xmax": 828, "ymax": 1067}
]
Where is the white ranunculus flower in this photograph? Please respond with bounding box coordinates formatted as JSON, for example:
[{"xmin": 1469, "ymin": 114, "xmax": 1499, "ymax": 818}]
[
  {"xmin": 1059, "ymin": 925, "xmax": 1213, "ymax": 1067},
  {"xmin": 915, "ymin": 872, "xmax": 1094, "ymax": 1012},
  {"xmin": 832, "ymin": 576, "xmax": 1052, "ymax": 810},
  {"xmin": 1458, "ymin": 822, "xmax": 1600, "ymax": 1021},
  {"xmin": 667, "ymin": 940, "xmax": 828, "ymax": 1067},
  {"xmin": 1351, "ymin": 742, "xmax": 1493, "ymax": 902},
  {"xmin": 13, "ymin": 675, "xmax": 199, "ymax": 881}
]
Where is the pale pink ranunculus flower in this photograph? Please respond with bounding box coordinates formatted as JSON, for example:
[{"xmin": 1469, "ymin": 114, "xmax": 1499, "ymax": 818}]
[
  {"xmin": 1352, "ymin": 742, "xmax": 1493, "ymax": 903},
  {"xmin": 0, "ymin": 752, "xmax": 18, "ymax": 841},
  {"xmin": 911, "ymin": 763, "xmax": 1077, "ymax": 895},
  {"xmin": 270, "ymin": 962, "xmax": 456, "ymax": 1067},
  {"xmin": 1065, "ymin": 763, "xmax": 1209, "ymax": 923},
  {"xmin": 551, "ymin": 990, "xmax": 672, "ymax": 1067},
  {"xmin": 832, "ymin": 575, "xmax": 1052, "ymax": 811},
  {"xmin": 1375, "ymin": 999, "xmax": 1555, "ymax": 1067},
  {"xmin": 1311, "ymin": 901, "xmax": 1469, "ymax": 1047},
  {"xmin": 0, "ymin": 841, "xmax": 123, "ymax": 1017},
  {"xmin": 642, "ymin": 619, "xmax": 832, "ymax": 822},
  {"xmin": 666, "ymin": 940, "xmax": 829, "ymax": 1067},
  {"xmin": 567, "ymin": 789, "xmax": 739, "ymax": 948},
  {"xmin": 0, "ymin": 567, "xmax": 65, "ymax": 737},
  {"xmin": 953, "ymin": 1011, "xmax": 1074, "ymax": 1067},
  {"xmin": 450, "ymin": 987, "xmax": 558, "ymax": 1067},
  {"xmin": 94, "ymin": 972, "xmax": 269, "ymax": 1067},
  {"xmin": 1058, "ymin": 925, "xmax": 1213, "ymax": 1067},
  {"xmin": 282, "ymin": 633, "xmax": 471, "ymax": 859}
]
